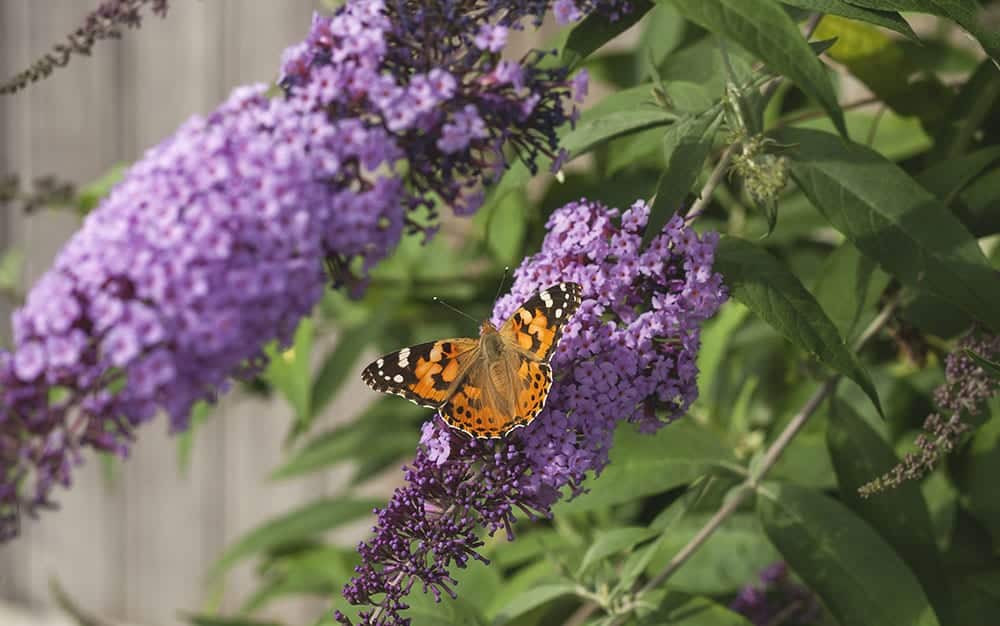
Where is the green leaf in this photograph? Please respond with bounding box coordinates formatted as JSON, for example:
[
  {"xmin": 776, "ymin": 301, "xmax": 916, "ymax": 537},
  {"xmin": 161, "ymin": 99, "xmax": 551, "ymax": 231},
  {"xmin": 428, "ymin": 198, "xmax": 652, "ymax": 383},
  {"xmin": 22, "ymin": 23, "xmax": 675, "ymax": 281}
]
[
  {"xmin": 965, "ymin": 349, "xmax": 1000, "ymax": 379},
  {"xmin": 812, "ymin": 242, "xmax": 890, "ymax": 343},
  {"xmin": 844, "ymin": 0, "xmax": 1000, "ymax": 61},
  {"xmin": 242, "ymin": 546, "xmax": 357, "ymax": 612},
  {"xmin": 556, "ymin": 421, "xmax": 734, "ymax": 513},
  {"xmin": 826, "ymin": 399, "xmax": 953, "ymax": 623},
  {"xmin": 645, "ymin": 512, "xmax": 781, "ymax": 594},
  {"xmin": 176, "ymin": 401, "xmax": 211, "ymax": 476},
  {"xmin": 492, "ymin": 583, "xmax": 577, "ymax": 625},
  {"xmin": 578, "ymin": 526, "xmax": 659, "ymax": 575},
  {"xmin": 310, "ymin": 310, "xmax": 391, "ymax": 420},
  {"xmin": 614, "ymin": 478, "xmax": 733, "ymax": 597},
  {"xmin": 788, "ymin": 105, "xmax": 933, "ymax": 162},
  {"xmin": 562, "ymin": 0, "xmax": 654, "ymax": 69},
  {"xmin": 270, "ymin": 398, "xmax": 423, "ymax": 480},
  {"xmin": 960, "ymin": 410, "xmax": 1000, "ymax": 543},
  {"xmin": 636, "ymin": 1, "xmax": 688, "ymax": 80},
  {"xmin": 777, "ymin": 127, "xmax": 1000, "ymax": 333},
  {"xmin": 930, "ymin": 59, "xmax": 1000, "ymax": 159},
  {"xmin": 715, "ymin": 236, "xmax": 883, "ymax": 416},
  {"xmin": 0, "ymin": 248, "xmax": 23, "ymax": 293},
  {"xmin": 643, "ymin": 110, "xmax": 723, "ymax": 248},
  {"xmin": 665, "ymin": 0, "xmax": 847, "ymax": 136},
  {"xmin": 812, "ymin": 14, "xmax": 947, "ymax": 124},
  {"xmin": 484, "ymin": 561, "xmax": 560, "ymax": 621},
  {"xmin": 757, "ymin": 481, "xmax": 941, "ymax": 626},
  {"xmin": 265, "ymin": 318, "xmax": 314, "ymax": 438},
  {"xmin": 918, "ymin": 145, "xmax": 1000, "ymax": 207},
  {"xmin": 483, "ymin": 84, "xmax": 670, "ymax": 210},
  {"xmin": 696, "ymin": 302, "xmax": 750, "ymax": 403},
  {"xmin": 449, "ymin": 557, "xmax": 504, "ymax": 613},
  {"xmin": 779, "ymin": 0, "xmax": 919, "ymax": 41},
  {"xmin": 209, "ymin": 498, "xmax": 379, "ymax": 579},
  {"xmin": 486, "ymin": 193, "xmax": 526, "ymax": 264},
  {"xmin": 488, "ymin": 529, "xmax": 568, "ymax": 569},
  {"xmin": 652, "ymin": 505, "xmax": 769, "ymax": 590},
  {"xmin": 637, "ymin": 592, "xmax": 753, "ymax": 626},
  {"xmin": 605, "ymin": 127, "xmax": 666, "ymax": 175},
  {"xmin": 405, "ymin": 591, "xmax": 488, "ymax": 626},
  {"xmin": 76, "ymin": 163, "xmax": 127, "ymax": 214},
  {"xmin": 559, "ymin": 107, "xmax": 677, "ymax": 169}
]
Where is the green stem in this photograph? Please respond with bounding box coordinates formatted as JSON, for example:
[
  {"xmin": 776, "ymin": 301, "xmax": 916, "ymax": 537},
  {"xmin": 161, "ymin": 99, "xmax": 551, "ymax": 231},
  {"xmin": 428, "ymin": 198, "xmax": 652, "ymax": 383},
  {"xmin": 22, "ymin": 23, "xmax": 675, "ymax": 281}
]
[{"xmin": 605, "ymin": 297, "xmax": 898, "ymax": 626}]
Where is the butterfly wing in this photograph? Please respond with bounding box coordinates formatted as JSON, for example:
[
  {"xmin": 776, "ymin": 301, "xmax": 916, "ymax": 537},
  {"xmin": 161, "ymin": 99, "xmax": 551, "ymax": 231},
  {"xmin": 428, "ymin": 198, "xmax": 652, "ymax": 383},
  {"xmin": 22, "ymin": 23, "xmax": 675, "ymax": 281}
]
[
  {"xmin": 499, "ymin": 282, "xmax": 582, "ymax": 362},
  {"xmin": 362, "ymin": 338, "xmax": 479, "ymax": 408},
  {"xmin": 439, "ymin": 357, "xmax": 552, "ymax": 438}
]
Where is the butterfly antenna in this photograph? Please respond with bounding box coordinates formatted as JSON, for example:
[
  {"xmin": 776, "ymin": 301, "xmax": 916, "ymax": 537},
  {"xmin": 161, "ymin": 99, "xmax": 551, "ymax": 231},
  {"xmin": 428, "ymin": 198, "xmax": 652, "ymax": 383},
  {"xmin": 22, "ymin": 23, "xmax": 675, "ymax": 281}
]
[
  {"xmin": 433, "ymin": 297, "xmax": 480, "ymax": 324},
  {"xmin": 494, "ymin": 265, "xmax": 510, "ymax": 303}
]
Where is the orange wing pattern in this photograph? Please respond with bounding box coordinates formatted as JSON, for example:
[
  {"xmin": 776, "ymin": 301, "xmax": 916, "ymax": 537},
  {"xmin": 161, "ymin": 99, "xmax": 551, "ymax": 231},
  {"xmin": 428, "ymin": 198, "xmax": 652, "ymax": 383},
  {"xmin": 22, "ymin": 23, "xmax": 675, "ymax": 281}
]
[
  {"xmin": 361, "ymin": 282, "xmax": 581, "ymax": 439},
  {"xmin": 500, "ymin": 283, "xmax": 581, "ymax": 361},
  {"xmin": 361, "ymin": 338, "xmax": 478, "ymax": 408},
  {"xmin": 438, "ymin": 359, "xmax": 552, "ymax": 438}
]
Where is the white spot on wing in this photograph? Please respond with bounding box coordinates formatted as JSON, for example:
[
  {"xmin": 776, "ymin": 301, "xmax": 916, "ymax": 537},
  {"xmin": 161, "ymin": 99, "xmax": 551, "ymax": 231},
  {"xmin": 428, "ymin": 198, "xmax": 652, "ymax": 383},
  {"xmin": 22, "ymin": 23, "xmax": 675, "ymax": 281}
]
[
  {"xmin": 540, "ymin": 290, "xmax": 553, "ymax": 308},
  {"xmin": 398, "ymin": 347, "xmax": 410, "ymax": 368},
  {"xmin": 555, "ymin": 308, "xmax": 562, "ymax": 318},
  {"xmin": 393, "ymin": 374, "xmax": 404, "ymax": 383}
]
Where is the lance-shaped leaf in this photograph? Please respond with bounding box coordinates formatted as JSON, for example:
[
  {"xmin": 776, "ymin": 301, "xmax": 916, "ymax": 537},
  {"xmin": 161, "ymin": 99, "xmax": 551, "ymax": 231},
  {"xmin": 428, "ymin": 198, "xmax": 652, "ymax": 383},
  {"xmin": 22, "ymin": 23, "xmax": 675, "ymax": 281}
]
[
  {"xmin": 664, "ymin": 0, "xmax": 846, "ymax": 136},
  {"xmin": 758, "ymin": 481, "xmax": 941, "ymax": 626},
  {"xmin": 777, "ymin": 127, "xmax": 1000, "ymax": 333},
  {"xmin": 562, "ymin": 0, "xmax": 654, "ymax": 69},
  {"xmin": 827, "ymin": 400, "xmax": 954, "ymax": 623},
  {"xmin": 715, "ymin": 236, "xmax": 883, "ymax": 416},
  {"xmin": 779, "ymin": 0, "xmax": 918, "ymax": 41},
  {"xmin": 844, "ymin": 0, "xmax": 1000, "ymax": 61},
  {"xmin": 209, "ymin": 497, "xmax": 381, "ymax": 579},
  {"xmin": 643, "ymin": 110, "xmax": 723, "ymax": 248}
]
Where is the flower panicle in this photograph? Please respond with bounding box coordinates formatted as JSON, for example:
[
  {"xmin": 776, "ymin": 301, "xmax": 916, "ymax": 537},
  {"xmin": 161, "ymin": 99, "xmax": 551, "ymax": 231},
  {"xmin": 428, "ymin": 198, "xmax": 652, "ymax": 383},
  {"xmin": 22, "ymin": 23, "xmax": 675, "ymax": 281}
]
[
  {"xmin": 340, "ymin": 198, "xmax": 727, "ymax": 624},
  {"xmin": 859, "ymin": 329, "xmax": 1000, "ymax": 497},
  {"xmin": 0, "ymin": 0, "xmax": 170, "ymax": 95}
]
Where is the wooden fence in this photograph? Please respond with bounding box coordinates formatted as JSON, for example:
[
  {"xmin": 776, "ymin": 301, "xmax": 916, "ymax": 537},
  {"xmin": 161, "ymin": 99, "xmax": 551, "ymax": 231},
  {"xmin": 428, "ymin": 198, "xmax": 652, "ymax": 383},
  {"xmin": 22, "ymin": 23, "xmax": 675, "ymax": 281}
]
[{"xmin": 0, "ymin": 2, "xmax": 380, "ymax": 625}]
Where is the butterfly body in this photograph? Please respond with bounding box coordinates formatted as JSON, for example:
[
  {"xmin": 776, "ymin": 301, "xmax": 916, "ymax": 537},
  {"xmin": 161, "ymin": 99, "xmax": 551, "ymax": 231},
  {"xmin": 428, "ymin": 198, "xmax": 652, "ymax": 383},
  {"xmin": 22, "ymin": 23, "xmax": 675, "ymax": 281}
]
[{"xmin": 362, "ymin": 283, "xmax": 582, "ymax": 438}]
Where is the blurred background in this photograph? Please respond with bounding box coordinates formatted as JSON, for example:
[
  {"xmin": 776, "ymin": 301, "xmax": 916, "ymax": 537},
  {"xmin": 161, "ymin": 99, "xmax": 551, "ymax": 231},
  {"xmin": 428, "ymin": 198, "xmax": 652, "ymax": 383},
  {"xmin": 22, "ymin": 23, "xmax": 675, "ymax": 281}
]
[{"xmin": 0, "ymin": 2, "xmax": 370, "ymax": 625}]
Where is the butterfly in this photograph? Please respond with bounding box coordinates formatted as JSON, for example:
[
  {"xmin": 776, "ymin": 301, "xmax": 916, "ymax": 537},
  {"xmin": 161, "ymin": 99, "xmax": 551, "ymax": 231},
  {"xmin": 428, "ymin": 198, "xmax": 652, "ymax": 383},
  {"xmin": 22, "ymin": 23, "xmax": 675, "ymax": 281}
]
[{"xmin": 362, "ymin": 283, "xmax": 582, "ymax": 438}]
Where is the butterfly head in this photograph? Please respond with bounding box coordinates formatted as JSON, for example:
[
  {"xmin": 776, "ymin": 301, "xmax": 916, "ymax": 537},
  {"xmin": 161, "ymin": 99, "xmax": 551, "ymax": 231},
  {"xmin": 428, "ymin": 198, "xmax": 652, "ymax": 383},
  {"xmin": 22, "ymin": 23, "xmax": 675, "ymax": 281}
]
[{"xmin": 479, "ymin": 321, "xmax": 504, "ymax": 360}]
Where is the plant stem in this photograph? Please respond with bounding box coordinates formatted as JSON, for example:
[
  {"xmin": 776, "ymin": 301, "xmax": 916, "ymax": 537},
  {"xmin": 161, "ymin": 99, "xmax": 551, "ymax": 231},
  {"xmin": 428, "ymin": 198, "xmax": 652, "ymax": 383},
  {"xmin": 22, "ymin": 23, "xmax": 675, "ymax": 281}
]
[
  {"xmin": 685, "ymin": 11, "xmax": 824, "ymax": 227},
  {"xmin": 603, "ymin": 298, "xmax": 898, "ymax": 626},
  {"xmin": 684, "ymin": 144, "xmax": 736, "ymax": 225}
]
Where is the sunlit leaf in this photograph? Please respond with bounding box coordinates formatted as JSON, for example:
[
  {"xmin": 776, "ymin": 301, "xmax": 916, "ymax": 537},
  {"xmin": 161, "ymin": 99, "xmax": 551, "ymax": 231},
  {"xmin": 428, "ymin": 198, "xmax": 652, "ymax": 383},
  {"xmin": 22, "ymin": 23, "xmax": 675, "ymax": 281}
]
[{"xmin": 778, "ymin": 127, "xmax": 1000, "ymax": 333}]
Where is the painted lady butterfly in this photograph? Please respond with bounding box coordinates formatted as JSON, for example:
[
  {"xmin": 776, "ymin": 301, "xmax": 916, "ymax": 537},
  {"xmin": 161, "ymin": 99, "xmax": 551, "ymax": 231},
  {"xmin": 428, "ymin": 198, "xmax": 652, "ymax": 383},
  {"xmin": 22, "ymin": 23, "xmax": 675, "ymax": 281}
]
[{"xmin": 362, "ymin": 283, "xmax": 582, "ymax": 438}]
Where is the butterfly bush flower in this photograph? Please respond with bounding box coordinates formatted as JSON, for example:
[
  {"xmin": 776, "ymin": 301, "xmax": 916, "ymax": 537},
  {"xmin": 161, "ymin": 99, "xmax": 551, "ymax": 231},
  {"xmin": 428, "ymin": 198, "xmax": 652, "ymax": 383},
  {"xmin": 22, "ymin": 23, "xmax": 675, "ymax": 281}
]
[
  {"xmin": 730, "ymin": 562, "xmax": 820, "ymax": 625},
  {"xmin": 0, "ymin": 0, "xmax": 594, "ymax": 539},
  {"xmin": 0, "ymin": 0, "xmax": 170, "ymax": 95},
  {"xmin": 860, "ymin": 329, "xmax": 1000, "ymax": 497},
  {"xmin": 341, "ymin": 199, "xmax": 726, "ymax": 624}
]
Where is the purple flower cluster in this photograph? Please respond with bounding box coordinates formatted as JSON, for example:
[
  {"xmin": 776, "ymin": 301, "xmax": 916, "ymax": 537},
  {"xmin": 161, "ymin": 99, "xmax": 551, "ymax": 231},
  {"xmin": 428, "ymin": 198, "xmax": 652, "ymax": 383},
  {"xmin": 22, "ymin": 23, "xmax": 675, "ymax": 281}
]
[
  {"xmin": 278, "ymin": 0, "xmax": 590, "ymax": 219},
  {"xmin": 552, "ymin": 0, "xmax": 635, "ymax": 23},
  {"xmin": 730, "ymin": 562, "xmax": 820, "ymax": 625},
  {"xmin": 860, "ymin": 329, "xmax": 1000, "ymax": 496},
  {"xmin": 341, "ymin": 199, "xmax": 726, "ymax": 624},
  {"xmin": 0, "ymin": 0, "xmax": 596, "ymax": 539},
  {"xmin": 0, "ymin": 83, "xmax": 392, "ymax": 539}
]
